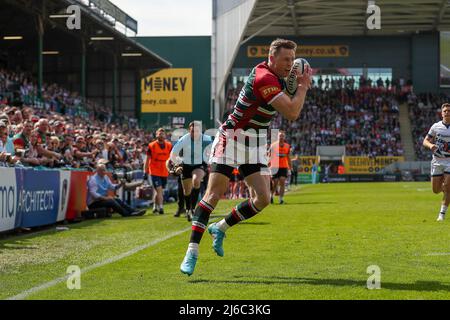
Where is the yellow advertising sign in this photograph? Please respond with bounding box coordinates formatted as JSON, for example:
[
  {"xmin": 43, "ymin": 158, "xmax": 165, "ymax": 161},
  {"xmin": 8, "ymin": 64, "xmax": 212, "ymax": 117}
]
[
  {"xmin": 344, "ymin": 156, "xmax": 404, "ymax": 174},
  {"xmin": 141, "ymin": 68, "xmax": 192, "ymax": 113},
  {"xmin": 247, "ymin": 45, "xmax": 349, "ymax": 58},
  {"xmin": 298, "ymin": 156, "xmax": 320, "ymax": 174}
]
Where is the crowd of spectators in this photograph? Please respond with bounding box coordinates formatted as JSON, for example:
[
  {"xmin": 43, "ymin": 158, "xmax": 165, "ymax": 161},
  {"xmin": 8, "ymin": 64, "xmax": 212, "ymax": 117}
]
[
  {"xmin": 278, "ymin": 87, "xmax": 403, "ymax": 157},
  {"xmin": 0, "ymin": 68, "xmax": 153, "ymax": 171},
  {"xmin": 225, "ymin": 77, "xmax": 406, "ymax": 157}
]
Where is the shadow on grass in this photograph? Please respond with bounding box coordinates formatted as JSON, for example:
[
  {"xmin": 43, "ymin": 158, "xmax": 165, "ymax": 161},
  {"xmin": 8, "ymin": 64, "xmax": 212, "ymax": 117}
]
[
  {"xmin": 272, "ymin": 202, "xmax": 337, "ymax": 206},
  {"xmin": 189, "ymin": 276, "xmax": 450, "ymax": 292},
  {"xmin": 238, "ymin": 222, "xmax": 271, "ymax": 226}
]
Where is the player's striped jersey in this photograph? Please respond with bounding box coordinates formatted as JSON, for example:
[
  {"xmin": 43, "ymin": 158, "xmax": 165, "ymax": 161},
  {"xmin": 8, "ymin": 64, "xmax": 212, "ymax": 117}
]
[
  {"xmin": 221, "ymin": 61, "xmax": 285, "ymax": 132},
  {"xmin": 427, "ymin": 121, "xmax": 450, "ymax": 159}
]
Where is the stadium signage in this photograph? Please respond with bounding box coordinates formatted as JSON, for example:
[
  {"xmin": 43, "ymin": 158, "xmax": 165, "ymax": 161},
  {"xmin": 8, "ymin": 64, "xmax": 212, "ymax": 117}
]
[
  {"xmin": 144, "ymin": 77, "xmax": 188, "ymax": 92},
  {"xmin": 17, "ymin": 190, "xmax": 55, "ymax": 213},
  {"xmin": 17, "ymin": 170, "xmax": 61, "ymax": 228},
  {"xmin": 344, "ymin": 156, "xmax": 404, "ymax": 174},
  {"xmin": 298, "ymin": 156, "xmax": 319, "ymax": 173},
  {"xmin": 141, "ymin": 68, "xmax": 193, "ymax": 113},
  {"xmin": 247, "ymin": 45, "xmax": 349, "ymax": 58},
  {"xmin": 0, "ymin": 186, "xmax": 15, "ymax": 219},
  {"xmin": 0, "ymin": 168, "xmax": 17, "ymax": 232}
]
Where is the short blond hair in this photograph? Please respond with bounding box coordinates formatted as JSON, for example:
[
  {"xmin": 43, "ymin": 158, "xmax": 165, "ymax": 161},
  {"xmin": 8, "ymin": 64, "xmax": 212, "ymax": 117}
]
[{"xmin": 269, "ymin": 38, "xmax": 297, "ymax": 57}]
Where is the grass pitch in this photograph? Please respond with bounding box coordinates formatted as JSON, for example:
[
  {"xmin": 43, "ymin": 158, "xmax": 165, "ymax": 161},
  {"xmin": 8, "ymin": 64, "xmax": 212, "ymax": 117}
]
[{"xmin": 2, "ymin": 182, "xmax": 450, "ymax": 300}]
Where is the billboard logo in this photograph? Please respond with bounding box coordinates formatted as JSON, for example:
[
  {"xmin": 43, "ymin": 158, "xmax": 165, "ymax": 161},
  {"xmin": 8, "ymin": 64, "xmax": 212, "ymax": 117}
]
[
  {"xmin": 141, "ymin": 68, "xmax": 193, "ymax": 113},
  {"xmin": 0, "ymin": 185, "xmax": 15, "ymax": 219},
  {"xmin": 144, "ymin": 77, "xmax": 188, "ymax": 92},
  {"xmin": 366, "ymin": 1, "xmax": 381, "ymax": 30}
]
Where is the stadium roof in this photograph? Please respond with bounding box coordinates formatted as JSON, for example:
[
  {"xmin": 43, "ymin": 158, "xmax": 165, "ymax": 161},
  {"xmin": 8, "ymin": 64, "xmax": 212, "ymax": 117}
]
[
  {"xmin": 244, "ymin": 0, "xmax": 450, "ymax": 38},
  {"xmin": 212, "ymin": 0, "xmax": 450, "ymax": 124},
  {"xmin": 0, "ymin": 0, "xmax": 171, "ymax": 70}
]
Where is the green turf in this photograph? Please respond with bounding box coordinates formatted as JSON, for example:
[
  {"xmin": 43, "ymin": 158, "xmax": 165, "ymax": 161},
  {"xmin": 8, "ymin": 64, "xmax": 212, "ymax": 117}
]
[{"xmin": 2, "ymin": 182, "xmax": 450, "ymax": 300}]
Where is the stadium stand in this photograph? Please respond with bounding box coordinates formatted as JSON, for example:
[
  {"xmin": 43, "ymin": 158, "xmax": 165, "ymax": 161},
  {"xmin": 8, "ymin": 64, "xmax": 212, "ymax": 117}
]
[
  {"xmin": 224, "ymin": 79, "xmax": 408, "ymax": 157},
  {"xmin": 0, "ymin": 67, "xmax": 153, "ymax": 170}
]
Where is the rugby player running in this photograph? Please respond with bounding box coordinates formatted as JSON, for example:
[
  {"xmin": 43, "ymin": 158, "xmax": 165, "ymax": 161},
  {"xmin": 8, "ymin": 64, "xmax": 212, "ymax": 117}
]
[{"xmin": 180, "ymin": 39, "xmax": 312, "ymax": 275}]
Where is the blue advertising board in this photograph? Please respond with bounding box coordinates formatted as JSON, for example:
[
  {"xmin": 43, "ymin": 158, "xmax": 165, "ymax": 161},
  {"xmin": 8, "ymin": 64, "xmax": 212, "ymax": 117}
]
[{"xmin": 16, "ymin": 169, "xmax": 61, "ymax": 228}]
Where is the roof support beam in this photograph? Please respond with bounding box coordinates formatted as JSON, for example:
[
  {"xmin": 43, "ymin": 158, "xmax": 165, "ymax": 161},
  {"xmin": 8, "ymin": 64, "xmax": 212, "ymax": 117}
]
[
  {"xmin": 433, "ymin": 0, "xmax": 449, "ymax": 30},
  {"xmin": 287, "ymin": 0, "xmax": 299, "ymax": 36},
  {"xmin": 241, "ymin": 11, "xmax": 290, "ymax": 46},
  {"xmin": 248, "ymin": 4, "xmax": 286, "ymax": 25}
]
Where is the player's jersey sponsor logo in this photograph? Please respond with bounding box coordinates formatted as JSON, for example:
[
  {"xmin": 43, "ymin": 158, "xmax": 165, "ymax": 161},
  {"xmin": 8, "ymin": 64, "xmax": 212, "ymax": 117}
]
[{"xmin": 259, "ymin": 85, "xmax": 280, "ymax": 99}]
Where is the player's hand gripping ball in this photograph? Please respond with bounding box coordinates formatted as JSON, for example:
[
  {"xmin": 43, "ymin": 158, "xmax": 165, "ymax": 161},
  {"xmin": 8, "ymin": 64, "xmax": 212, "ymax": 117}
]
[
  {"xmin": 175, "ymin": 166, "xmax": 183, "ymax": 176},
  {"xmin": 285, "ymin": 58, "xmax": 310, "ymax": 96}
]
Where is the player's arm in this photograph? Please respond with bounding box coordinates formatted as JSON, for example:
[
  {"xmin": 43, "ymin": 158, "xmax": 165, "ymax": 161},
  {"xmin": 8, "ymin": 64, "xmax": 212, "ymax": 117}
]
[
  {"xmin": 287, "ymin": 153, "xmax": 292, "ymax": 170},
  {"xmin": 170, "ymin": 136, "xmax": 184, "ymax": 164},
  {"xmin": 423, "ymin": 134, "xmax": 438, "ymax": 152},
  {"xmin": 143, "ymin": 145, "xmax": 151, "ymax": 175},
  {"xmin": 271, "ymin": 65, "xmax": 312, "ymax": 121}
]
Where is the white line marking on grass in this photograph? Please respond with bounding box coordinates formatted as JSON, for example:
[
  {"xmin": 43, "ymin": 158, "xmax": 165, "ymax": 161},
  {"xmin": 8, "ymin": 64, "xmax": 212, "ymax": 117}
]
[
  {"xmin": 425, "ymin": 252, "xmax": 450, "ymax": 256},
  {"xmin": 6, "ymin": 221, "xmax": 206, "ymax": 300}
]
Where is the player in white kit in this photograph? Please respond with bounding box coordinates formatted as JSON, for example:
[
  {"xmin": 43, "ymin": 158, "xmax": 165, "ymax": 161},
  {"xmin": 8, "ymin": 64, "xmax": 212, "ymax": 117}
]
[{"xmin": 423, "ymin": 103, "xmax": 450, "ymax": 221}]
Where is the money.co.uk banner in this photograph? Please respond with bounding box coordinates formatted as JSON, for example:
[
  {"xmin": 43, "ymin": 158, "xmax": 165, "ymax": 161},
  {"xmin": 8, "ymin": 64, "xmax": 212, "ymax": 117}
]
[{"xmin": 141, "ymin": 68, "xmax": 192, "ymax": 113}]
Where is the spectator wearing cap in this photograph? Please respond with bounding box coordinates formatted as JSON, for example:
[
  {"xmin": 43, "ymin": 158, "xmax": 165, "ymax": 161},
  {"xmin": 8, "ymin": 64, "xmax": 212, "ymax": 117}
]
[
  {"xmin": 107, "ymin": 138, "xmax": 123, "ymax": 167},
  {"xmin": 87, "ymin": 162, "xmax": 146, "ymax": 217},
  {"xmin": 73, "ymin": 136, "xmax": 95, "ymax": 166},
  {"xmin": 53, "ymin": 121, "xmax": 65, "ymax": 139},
  {"xmin": 13, "ymin": 120, "xmax": 33, "ymax": 150},
  {"xmin": 36, "ymin": 118, "xmax": 49, "ymax": 145},
  {"xmin": 18, "ymin": 130, "xmax": 42, "ymax": 166},
  {"xmin": 0, "ymin": 113, "xmax": 10, "ymax": 126},
  {"xmin": 60, "ymin": 134, "xmax": 75, "ymax": 165}
]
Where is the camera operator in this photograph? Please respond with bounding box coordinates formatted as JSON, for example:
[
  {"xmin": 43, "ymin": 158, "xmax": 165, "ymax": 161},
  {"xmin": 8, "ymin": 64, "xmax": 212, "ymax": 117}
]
[{"xmin": 87, "ymin": 162, "xmax": 146, "ymax": 217}]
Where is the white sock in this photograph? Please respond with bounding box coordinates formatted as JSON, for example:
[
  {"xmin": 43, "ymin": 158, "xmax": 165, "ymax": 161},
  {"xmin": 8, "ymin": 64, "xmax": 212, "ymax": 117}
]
[
  {"xmin": 159, "ymin": 204, "xmax": 163, "ymax": 210},
  {"xmin": 440, "ymin": 205, "xmax": 448, "ymax": 214},
  {"xmin": 216, "ymin": 219, "xmax": 230, "ymax": 233},
  {"xmin": 279, "ymin": 196, "xmax": 284, "ymax": 202},
  {"xmin": 188, "ymin": 243, "xmax": 199, "ymax": 255}
]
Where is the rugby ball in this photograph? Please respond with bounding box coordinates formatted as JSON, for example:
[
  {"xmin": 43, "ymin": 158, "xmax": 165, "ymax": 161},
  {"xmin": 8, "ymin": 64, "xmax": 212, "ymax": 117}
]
[{"xmin": 285, "ymin": 58, "xmax": 309, "ymax": 96}]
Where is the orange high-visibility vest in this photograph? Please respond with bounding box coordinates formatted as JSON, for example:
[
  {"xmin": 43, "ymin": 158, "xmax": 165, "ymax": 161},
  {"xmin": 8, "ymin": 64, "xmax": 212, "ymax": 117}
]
[
  {"xmin": 270, "ymin": 142, "xmax": 291, "ymax": 169},
  {"xmin": 147, "ymin": 140, "xmax": 172, "ymax": 177}
]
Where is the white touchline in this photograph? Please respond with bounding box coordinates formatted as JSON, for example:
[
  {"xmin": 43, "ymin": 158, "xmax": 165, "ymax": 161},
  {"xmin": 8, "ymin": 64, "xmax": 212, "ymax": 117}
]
[
  {"xmin": 6, "ymin": 217, "xmax": 221, "ymax": 300},
  {"xmin": 425, "ymin": 252, "xmax": 450, "ymax": 256}
]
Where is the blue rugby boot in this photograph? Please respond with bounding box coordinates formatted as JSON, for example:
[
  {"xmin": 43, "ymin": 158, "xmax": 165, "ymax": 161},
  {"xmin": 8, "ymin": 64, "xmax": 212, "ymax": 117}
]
[
  {"xmin": 180, "ymin": 250, "xmax": 198, "ymax": 276},
  {"xmin": 208, "ymin": 223, "xmax": 226, "ymax": 257}
]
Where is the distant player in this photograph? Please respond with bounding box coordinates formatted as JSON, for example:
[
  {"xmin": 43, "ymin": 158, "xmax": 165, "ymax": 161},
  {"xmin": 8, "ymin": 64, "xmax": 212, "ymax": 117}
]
[
  {"xmin": 144, "ymin": 128, "xmax": 172, "ymax": 215},
  {"xmin": 423, "ymin": 103, "xmax": 450, "ymax": 221},
  {"xmin": 180, "ymin": 38, "xmax": 312, "ymax": 276},
  {"xmin": 168, "ymin": 121, "xmax": 212, "ymax": 221},
  {"xmin": 229, "ymin": 168, "xmax": 240, "ymax": 199},
  {"xmin": 229, "ymin": 168, "xmax": 245, "ymax": 199},
  {"xmin": 269, "ymin": 130, "xmax": 291, "ymax": 204}
]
